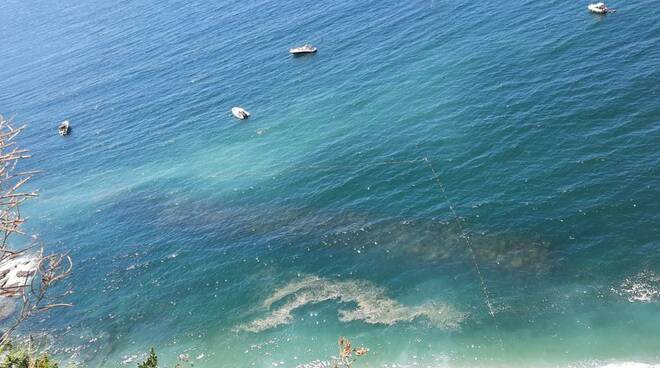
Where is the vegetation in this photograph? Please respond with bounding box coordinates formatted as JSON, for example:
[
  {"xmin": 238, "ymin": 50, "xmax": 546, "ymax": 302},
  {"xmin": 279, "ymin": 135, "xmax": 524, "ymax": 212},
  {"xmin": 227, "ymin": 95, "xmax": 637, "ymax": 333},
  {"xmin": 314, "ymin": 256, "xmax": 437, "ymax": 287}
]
[
  {"xmin": 0, "ymin": 344, "xmax": 161, "ymax": 368},
  {"xmin": 138, "ymin": 348, "xmax": 158, "ymax": 368},
  {"xmin": 0, "ymin": 116, "xmax": 72, "ymax": 346},
  {"xmin": 0, "ymin": 342, "xmax": 58, "ymax": 368},
  {"xmin": 0, "ymin": 116, "xmax": 71, "ymax": 366},
  {"xmin": 336, "ymin": 337, "xmax": 368, "ymax": 368},
  {"xmin": 0, "ymin": 115, "xmax": 164, "ymax": 368},
  {"xmin": 0, "ymin": 115, "xmax": 368, "ymax": 368}
]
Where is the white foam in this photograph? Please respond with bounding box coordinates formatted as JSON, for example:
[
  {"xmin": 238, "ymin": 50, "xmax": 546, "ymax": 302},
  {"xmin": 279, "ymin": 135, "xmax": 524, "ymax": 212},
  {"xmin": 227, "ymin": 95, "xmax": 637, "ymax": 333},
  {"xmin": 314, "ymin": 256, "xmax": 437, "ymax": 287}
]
[
  {"xmin": 295, "ymin": 359, "xmax": 335, "ymax": 368},
  {"xmin": 0, "ymin": 253, "xmax": 39, "ymax": 320},
  {"xmin": 237, "ymin": 275, "xmax": 466, "ymax": 332},
  {"xmin": 613, "ymin": 270, "xmax": 660, "ymax": 303},
  {"xmin": 292, "ymin": 359, "xmax": 660, "ymax": 368},
  {"xmin": 570, "ymin": 362, "xmax": 660, "ymax": 368},
  {"xmin": 0, "ymin": 298, "xmax": 16, "ymax": 320},
  {"xmin": 0, "ymin": 253, "xmax": 38, "ymax": 294}
]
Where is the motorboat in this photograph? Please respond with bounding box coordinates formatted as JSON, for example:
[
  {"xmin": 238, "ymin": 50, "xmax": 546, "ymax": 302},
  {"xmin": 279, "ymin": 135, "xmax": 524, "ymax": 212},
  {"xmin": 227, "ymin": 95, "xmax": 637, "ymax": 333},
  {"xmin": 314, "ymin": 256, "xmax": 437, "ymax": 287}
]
[
  {"xmin": 231, "ymin": 107, "xmax": 250, "ymax": 120},
  {"xmin": 289, "ymin": 44, "xmax": 317, "ymax": 55},
  {"xmin": 58, "ymin": 120, "xmax": 70, "ymax": 136},
  {"xmin": 588, "ymin": 2, "xmax": 614, "ymax": 13}
]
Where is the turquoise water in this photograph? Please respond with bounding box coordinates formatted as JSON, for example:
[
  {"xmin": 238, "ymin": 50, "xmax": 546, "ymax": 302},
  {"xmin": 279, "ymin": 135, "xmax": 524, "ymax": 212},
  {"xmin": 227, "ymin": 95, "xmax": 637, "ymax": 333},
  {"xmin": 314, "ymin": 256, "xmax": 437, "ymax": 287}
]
[{"xmin": 1, "ymin": 0, "xmax": 659, "ymax": 366}]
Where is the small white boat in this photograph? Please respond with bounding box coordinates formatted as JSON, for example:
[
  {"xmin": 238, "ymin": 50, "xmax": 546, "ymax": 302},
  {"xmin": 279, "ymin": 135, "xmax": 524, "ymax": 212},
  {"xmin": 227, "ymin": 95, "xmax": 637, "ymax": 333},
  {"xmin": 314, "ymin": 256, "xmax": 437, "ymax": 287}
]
[
  {"xmin": 58, "ymin": 120, "xmax": 70, "ymax": 136},
  {"xmin": 588, "ymin": 2, "xmax": 614, "ymax": 14},
  {"xmin": 231, "ymin": 107, "xmax": 250, "ymax": 120},
  {"xmin": 289, "ymin": 44, "xmax": 317, "ymax": 55}
]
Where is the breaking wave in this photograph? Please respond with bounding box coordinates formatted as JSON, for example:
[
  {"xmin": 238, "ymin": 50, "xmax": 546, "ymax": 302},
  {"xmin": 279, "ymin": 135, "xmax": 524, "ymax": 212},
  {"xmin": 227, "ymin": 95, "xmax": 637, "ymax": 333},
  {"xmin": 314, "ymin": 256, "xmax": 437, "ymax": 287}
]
[
  {"xmin": 237, "ymin": 275, "xmax": 466, "ymax": 332},
  {"xmin": 612, "ymin": 270, "xmax": 660, "ymax": 303},
  {"xmin": 0, "ymin": 252, "xmax": 39, "ymax": 292},
  {"xmin": 595, "ymin": 364, "xmax": 660, "ymax": 368},
  {"xmin": 569, "ymin": 362, "xmax": 660, "ymax": 368},
  {"xmin": 292, "ymin": 359, "xmax": 660, "ymax": 368},
  {"xmin": 0, "ymin": 253, "xmax": 39, "ymax": 320}
]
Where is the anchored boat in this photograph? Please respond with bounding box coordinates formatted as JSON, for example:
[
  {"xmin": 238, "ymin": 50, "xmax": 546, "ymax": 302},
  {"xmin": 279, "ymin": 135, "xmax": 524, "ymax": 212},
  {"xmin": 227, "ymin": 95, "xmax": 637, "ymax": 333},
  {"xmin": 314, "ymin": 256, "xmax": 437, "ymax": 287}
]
[
  {"xmin": 231, "ymin": 107, "xmax": 250, "ymax": 120},
  {"xmin": 58, "ymin": 120, "xmax": 70, "ymax": 136},
  {"xmin": 588, "ymin": 2, "xmax": 615, "ymax": 13},
  {"xmin": 289, "ymin": 44, "xmax": 317, "ymax": 55}
]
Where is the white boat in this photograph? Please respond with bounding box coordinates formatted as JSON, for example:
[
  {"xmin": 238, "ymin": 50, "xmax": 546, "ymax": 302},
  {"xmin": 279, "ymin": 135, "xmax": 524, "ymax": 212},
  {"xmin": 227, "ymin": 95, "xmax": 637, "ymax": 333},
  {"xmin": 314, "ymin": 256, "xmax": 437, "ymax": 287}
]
[
  {"xmin": 588, "ymin": 2, "xmax": 614, "ymax": 13},
  {"xmin": 231, "ymin": 107, "xmax": 250, "ymax": 120},
  {"xmin": 58, "ymin": 120, "xmax": 70, "ymax": 136},
  {"xmin": 289, "ymin": 44, "xmax": 317, "ymax": 55}
]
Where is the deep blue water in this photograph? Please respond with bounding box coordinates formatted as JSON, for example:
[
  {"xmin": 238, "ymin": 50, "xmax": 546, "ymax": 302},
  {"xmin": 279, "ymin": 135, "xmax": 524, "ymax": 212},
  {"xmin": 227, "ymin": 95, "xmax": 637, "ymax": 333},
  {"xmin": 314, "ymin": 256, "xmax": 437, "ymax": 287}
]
[{"xmin": 1, "ymin": 0, "xmax": 659, "ymax": 366}]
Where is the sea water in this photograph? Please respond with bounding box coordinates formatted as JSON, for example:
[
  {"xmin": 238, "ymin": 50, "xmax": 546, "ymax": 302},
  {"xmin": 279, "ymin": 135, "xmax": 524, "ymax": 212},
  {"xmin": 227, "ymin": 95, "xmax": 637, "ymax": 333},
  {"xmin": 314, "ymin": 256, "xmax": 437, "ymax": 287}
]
[{"xmin": 0, "ymin": 0, "xmax": 659, "ymax": 366}]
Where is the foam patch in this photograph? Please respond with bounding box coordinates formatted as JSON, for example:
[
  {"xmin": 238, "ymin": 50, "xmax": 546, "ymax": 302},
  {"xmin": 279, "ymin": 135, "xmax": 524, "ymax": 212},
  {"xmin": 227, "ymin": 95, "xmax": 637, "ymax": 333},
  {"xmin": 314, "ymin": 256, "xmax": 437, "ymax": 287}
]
[{"xmin": 237, "ymin": 275, "xmax": 466, "ymax": 332}]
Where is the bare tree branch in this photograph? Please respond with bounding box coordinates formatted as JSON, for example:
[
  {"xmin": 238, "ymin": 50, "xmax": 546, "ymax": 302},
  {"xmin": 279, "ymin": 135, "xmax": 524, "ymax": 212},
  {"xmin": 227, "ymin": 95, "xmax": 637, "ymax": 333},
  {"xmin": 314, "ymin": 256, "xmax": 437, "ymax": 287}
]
[{"xmin": 0, "ymin": 115, "xmax": 72, "ymax": 347}]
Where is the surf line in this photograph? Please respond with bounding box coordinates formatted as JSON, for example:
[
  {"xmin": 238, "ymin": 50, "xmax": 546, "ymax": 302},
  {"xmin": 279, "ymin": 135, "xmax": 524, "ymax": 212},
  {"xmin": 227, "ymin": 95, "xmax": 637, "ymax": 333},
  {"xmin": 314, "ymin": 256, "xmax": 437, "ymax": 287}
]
[{"xmin": 423, "ymin": 156, "xmax": 505, "ymax": 351}]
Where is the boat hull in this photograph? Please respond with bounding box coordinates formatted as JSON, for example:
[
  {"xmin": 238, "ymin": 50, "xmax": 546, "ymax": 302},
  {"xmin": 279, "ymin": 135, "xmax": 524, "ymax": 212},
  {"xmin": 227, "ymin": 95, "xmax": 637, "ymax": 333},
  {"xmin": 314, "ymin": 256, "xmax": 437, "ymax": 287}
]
[
  {"xmin": 231, "ymin": 107, "xmax": 250, "ymax": 120},
  {"xmin": 588, "ymin": 4, "xmax": 607, "ymax": 13},
  {"xmin": 58, "ymin": 121, "xmax": 70, "ymax": 136},
  {"xmin": 290, "ymin": 50, "xmax": 317, "ymax": 55},
  {"xmin": 289, "ymin": 46, "xmax": 317, "ymax": 55}
]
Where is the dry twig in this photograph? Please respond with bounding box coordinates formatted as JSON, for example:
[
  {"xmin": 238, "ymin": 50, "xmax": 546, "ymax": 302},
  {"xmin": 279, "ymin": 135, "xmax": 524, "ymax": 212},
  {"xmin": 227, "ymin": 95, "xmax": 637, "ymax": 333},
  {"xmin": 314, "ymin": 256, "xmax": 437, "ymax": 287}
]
[{"xmin": 0, "ymin": 115, "xmax": 72, "ymax": 346}]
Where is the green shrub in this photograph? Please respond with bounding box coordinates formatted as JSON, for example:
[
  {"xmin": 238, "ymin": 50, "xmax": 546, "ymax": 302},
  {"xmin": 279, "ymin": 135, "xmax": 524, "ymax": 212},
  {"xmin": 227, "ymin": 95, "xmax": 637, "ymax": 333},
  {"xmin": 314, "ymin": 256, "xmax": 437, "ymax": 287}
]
[
  {"xmin": 34, "ymin": 355, "xmax": 58, "ymax": 368},
  {"xmin": 0, "ymin": 344, "xmax": 58, "ymax": 368},
  {"xmin": 138, "ymin": 348, "xmax": 157, "ymax": 368},
  {"xmin": 0, "ymin": 348, "xmax": 29, "ymax": 368}
]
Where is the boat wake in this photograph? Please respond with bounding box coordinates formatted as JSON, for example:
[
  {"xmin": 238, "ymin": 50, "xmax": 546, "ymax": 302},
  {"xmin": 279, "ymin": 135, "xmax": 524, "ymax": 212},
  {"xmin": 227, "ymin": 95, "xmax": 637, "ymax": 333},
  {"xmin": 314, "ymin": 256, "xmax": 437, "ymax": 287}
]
[{"xmin": 237, "ymin": 275, "xmax": 466, "ymax": 332}]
